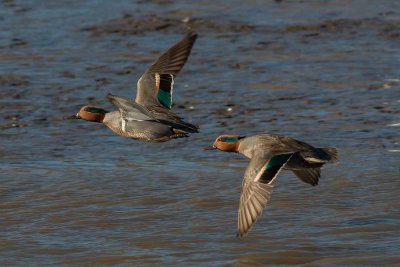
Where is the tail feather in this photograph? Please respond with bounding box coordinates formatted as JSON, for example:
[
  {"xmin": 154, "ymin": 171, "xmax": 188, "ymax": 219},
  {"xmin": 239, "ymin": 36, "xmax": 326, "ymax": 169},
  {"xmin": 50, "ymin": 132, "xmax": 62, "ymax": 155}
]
[
  {"xmin": 169, "ymin": 129, "xmax": 189, "ymax": 140},
  {"xmin": 177, "ymin": 120, "xmax": 199, "ymax": 133},
  {"xmin": 159, "ymin": 119, "xmax": 199, "ymax": 133},
  {"xmin": 292, "ymin": 168, "xmax": 321, "ymax": 186},
  {"xmin": 288, "ymin": 148, "xmax": 337, "ymax": 187},
  {"xmin": 318, "ymin": 147, "xmax": 338, "ymax": 163}
]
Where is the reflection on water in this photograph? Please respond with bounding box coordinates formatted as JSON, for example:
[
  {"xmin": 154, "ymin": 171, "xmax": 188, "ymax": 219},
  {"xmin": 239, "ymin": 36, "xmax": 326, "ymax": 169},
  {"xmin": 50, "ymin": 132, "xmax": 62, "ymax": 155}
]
[{"xmin": 1, "ymin": 0, "xmax": 400, "ymax": 266}]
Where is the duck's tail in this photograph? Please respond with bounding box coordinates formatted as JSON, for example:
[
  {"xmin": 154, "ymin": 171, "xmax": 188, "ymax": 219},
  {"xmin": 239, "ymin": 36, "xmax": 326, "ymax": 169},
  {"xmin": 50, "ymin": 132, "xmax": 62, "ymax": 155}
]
[
  {"xmin": 175, "ymin": 120, "xmax": 199, "ymax": 133},
  {"xmin": 171, "ymin": 128, "xmax": 190, "ymax": 138},
  {"xmin": 317, "ymin": 147, "xmax": 339, "ymax": 163},
  {"xmin": 159, "ymin": 120, "xmax": 199, "ymax": 133}
]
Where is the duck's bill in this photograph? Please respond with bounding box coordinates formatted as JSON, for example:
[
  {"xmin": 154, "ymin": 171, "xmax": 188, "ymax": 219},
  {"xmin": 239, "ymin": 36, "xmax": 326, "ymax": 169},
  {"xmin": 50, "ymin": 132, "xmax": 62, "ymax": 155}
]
[
  {"xmin": 63, "ymin": 114, "xmax": 81, "ymax": 120},
  {"xmin": 203, "ymin": 145, "xmax": 217, "ymax": 151}
]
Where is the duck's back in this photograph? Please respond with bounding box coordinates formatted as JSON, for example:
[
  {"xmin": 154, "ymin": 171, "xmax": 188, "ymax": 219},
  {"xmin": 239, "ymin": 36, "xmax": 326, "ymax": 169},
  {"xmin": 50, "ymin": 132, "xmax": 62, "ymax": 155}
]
[{"xmin": 238, "ymin": 133, "xmax": 316, "ymax": 158}]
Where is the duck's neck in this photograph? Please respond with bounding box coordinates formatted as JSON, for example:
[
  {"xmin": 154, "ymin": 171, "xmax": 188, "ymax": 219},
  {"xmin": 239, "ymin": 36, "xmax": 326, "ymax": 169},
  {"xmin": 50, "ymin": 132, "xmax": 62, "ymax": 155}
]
[
  {"xmin": 237, "ymin": 138, "xmax": 254, "ymax": 159},
  {"xmin": 102, "ymin": 111, "xmax": 122, "ymax": 129}
]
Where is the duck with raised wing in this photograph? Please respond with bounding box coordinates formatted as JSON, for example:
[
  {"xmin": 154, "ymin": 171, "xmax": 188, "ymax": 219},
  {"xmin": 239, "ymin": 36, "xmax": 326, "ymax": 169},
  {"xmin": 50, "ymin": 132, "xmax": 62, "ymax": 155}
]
[
  {"xmin": 65, "ymin": 32, "xmax": 198, "ymax": 142},
  {"xmin": 204, "ymin": 133, "xmax": 338, "ymax": 237}
]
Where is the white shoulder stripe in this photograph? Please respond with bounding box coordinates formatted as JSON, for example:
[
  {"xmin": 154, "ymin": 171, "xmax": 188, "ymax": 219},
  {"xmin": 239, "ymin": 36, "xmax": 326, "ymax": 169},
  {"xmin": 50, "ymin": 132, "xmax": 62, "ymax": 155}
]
[
  {"xmin": 170, "ymin": 74, "xmax": 174, "ymax": 102},
  {"xmin": 254, "ymin": 154, "xmax": 294, "ymax": 184},
  {"xmin": 122, "ymin": 119, "xmax": 126, "ymax": 132}
]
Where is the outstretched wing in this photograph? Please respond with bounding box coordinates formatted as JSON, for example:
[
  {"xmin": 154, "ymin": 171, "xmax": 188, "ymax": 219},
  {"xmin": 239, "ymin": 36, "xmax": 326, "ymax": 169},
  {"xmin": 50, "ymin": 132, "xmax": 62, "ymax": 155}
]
[
  {"xmin": 135, "ymin": 32, "xmax": 197, "ymax": 109},
  {"xmin": 237, "ymin": 153, "xmax": 293, "ymax": 237},
  {"xmin": 107, "ymin": 94, "xmax": 157, "ymax": 122}
]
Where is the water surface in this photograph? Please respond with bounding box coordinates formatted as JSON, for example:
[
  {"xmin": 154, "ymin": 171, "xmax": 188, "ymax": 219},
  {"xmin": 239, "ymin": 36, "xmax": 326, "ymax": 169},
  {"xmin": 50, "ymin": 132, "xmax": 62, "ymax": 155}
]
[{"xmin": 1, "ymin": 0, "xmax": 400, "ymax": 266}]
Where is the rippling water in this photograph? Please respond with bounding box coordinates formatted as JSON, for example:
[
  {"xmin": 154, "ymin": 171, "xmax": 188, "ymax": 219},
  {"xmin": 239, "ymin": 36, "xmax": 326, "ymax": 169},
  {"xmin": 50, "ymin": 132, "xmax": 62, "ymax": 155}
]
[{"xmin": 1, "ymin": 0, "xmax": 400, "ymax": 266}]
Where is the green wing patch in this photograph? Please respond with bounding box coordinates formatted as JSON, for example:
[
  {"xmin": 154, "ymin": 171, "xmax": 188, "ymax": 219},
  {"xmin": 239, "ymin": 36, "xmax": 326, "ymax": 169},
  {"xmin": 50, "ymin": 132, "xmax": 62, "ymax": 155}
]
[
  {"xmin": 266, "ymin": 154, "xmax": 292, "ymax": 170},
  {"xmin": 157, "ymin": 89, "xmax": 172, "ymax": 109},
  {"xmin": 258, "ymin": 153, "xmax": 293, "ymax": 183},
  {"xmin": 157, "ymin": 74, "xmax": 174, "ymax": 109}
]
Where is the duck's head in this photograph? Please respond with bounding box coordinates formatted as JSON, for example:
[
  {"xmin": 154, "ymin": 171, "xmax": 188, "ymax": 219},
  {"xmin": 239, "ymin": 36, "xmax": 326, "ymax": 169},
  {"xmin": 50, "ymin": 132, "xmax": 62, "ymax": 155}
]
[
  {"xmin": 64, "ymin": 106, "xmax": 108, "ymax": 123},
  {"xmin": 204, "ymin": 134, "xmax": 246, "ymax": 152}
]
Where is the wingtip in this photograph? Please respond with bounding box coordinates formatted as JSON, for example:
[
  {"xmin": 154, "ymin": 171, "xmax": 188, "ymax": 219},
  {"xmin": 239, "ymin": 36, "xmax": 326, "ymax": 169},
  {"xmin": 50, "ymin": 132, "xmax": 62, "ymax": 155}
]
[
  {"xmin": 236, "ymin": 231, "xmax": 247, "ymax": 238},
  {"xmin": 106, "ymin": 93, "xmax": 117, "ymax": 103},
  {"xmin": 185, "ymin": 31, "xmax": 198, "ymax": 41},
  {"xmin": 191, "ymin": 125, "xmax": 200, "ymax": 133}
]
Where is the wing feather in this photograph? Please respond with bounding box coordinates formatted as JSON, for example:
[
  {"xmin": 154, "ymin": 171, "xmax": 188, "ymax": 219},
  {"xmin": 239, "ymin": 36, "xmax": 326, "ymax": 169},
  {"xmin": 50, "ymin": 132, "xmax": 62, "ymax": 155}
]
[
  {"xmin": 237, "ymin": 153, "xmax": 293, "ymax": 237},
  {"xmin": 136, "ymin": 32, "xmax": 197, "ymax": 107},
  {"xmin": 107, "ymin": 94, "xmax": 157, "ymax": 122}
]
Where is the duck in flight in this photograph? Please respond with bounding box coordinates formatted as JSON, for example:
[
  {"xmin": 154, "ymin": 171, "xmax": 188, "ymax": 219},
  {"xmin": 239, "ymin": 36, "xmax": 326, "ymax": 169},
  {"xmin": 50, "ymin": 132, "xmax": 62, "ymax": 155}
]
[
  {"xmin": 66, "ymin": 32, "xmax": 198, "ymax": 142},
  {"xmin": 205, "ymin": 133, "xmax": 338, "ymax": 237}
]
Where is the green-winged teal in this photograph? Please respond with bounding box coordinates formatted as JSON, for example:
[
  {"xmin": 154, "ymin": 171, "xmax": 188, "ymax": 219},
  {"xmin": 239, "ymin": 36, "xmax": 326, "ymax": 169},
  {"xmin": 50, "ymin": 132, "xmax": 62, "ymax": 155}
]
[
  {"xmin": 66, "ymin": 32, "xmax": 198, "ymax": 142},
  {"xmin": 205, "ymin": 133, "xmax": 338, "ymax": 237}
]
